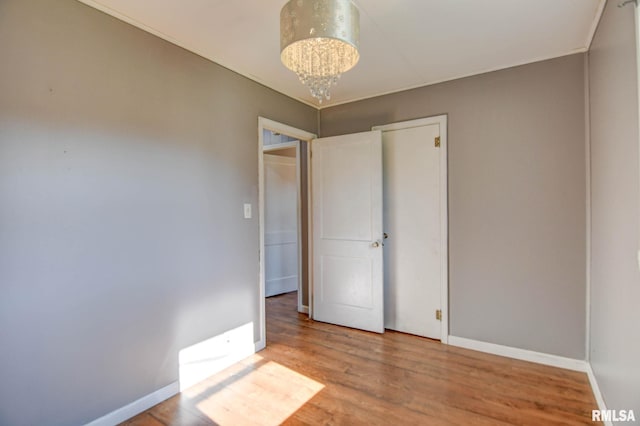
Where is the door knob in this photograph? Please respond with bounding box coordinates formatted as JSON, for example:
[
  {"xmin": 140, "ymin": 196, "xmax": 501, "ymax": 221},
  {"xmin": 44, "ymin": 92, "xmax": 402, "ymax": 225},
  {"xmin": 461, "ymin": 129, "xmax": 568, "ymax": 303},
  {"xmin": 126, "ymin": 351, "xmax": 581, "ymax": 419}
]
[{"xmin": 371, "ymin": 241, "xmax": 380, "ymax": 248}]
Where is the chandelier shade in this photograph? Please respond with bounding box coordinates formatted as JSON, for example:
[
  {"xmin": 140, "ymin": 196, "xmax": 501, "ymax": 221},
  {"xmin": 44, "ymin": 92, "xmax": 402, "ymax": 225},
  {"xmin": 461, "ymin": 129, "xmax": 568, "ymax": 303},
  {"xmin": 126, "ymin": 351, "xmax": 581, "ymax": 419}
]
[{"xmin": 280, "ymin": 0, "xmax": 360, "ymax": 103}]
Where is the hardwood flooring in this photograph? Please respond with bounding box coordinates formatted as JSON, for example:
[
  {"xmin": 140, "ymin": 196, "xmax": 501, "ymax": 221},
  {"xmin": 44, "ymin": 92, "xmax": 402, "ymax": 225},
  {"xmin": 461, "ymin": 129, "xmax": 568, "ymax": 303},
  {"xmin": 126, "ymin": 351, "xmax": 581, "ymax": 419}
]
[{"xmin": 123, "ymin": 292, "xmax": 600, "ymax": 425}]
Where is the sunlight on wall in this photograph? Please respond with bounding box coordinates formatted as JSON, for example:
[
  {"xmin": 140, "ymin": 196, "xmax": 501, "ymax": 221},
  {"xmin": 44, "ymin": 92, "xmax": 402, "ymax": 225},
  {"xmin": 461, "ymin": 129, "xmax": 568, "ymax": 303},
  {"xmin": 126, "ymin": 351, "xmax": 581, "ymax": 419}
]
[
  {"xmin": 183, "ymin": 354, "xmax": 325, "ymax": 425},
  {"xmin": 179, "ymin": 322, "xmax": 255, "ymax": 391}
]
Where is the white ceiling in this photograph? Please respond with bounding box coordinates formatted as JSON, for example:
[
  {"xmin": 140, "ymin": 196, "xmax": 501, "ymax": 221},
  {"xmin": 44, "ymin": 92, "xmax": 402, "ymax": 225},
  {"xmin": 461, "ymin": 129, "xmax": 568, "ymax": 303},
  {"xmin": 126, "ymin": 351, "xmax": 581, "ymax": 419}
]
[{"xmin": 78, "ymin": 0, "xmax": 605, "ymax": 109}]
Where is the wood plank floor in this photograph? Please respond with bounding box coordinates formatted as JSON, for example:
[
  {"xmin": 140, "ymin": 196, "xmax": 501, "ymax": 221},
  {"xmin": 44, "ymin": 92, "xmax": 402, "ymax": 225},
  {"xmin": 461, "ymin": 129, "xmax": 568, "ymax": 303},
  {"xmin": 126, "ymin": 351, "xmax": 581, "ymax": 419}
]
[{"xmin": 123, "ymin": 292, "xmax": 600, "ymax": 425}]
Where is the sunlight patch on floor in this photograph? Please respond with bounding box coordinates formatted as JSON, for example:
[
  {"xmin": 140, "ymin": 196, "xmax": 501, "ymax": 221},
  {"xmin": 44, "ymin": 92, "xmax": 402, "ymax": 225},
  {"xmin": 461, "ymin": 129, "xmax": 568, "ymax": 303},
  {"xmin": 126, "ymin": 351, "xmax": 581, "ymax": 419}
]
[{"xmin": 182, "ymin": 354, "xmax": 325, "ymax": 425}]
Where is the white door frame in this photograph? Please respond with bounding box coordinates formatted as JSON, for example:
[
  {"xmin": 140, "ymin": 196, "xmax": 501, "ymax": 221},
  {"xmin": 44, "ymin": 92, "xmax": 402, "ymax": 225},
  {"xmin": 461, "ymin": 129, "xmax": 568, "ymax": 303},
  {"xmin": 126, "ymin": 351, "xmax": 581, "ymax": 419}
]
[
  {"xmin": 373, "ymin": 114, "xmax": 449, "ymax": 344},
  {"xmin": 635, "ymin": 4, "xmax": 640, "ymax": 262},
  {"xmin": 256, "ymin": 117, "xmax": 316, "ymax": 351}
]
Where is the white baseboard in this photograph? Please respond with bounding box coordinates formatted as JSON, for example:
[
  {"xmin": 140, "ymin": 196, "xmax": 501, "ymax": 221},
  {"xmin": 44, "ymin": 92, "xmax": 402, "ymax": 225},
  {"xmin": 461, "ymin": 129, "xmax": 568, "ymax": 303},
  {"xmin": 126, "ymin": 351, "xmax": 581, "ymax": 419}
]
[
  {"xmin": 448, "ymin": 337, "xmax": 615, "ymax": 425},
  {"xmin": 265, "ymin": 276, "xmax": 298, "ymax": 297},
  {"xmin": 87, "ymin": 323, "xmax": 259, "ymax": 426},
  {"xmin": 586, "ymin": 364, "xmax": 612, "ymax": 425},
  {"xmin": 178, "ymin": 323, "xmax": 256, "ymax": 392},
  {"xmin": 447, "ymin": 336, "xmax": 589, "ymax": 372},
  {"xmin": 299, "ymin": 304, "xmax": 309, "ymax": 314},
  {"xmin": 85, "ymin": 381, "xmax": 179, "ymax": 426}
]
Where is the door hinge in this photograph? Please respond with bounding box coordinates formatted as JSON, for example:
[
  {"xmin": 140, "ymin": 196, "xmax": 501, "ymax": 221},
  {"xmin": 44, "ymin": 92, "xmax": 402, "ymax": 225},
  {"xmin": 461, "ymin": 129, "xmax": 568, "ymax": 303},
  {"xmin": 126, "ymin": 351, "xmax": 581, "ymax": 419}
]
[
  {"xmin": 435, "ymin": 136, "xmax": 441, "ymax": 148},
  {"xmin": 436, "ymin": 309, "xmax": 442, "ymax": 321}
]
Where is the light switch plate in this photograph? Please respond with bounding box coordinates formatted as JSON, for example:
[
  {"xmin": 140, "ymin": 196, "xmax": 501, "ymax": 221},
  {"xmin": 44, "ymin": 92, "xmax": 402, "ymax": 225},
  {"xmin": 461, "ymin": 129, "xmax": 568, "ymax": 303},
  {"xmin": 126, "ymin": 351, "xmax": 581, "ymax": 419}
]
[{"xmin": 243, "ymin": 203, "xmax": 252, "ymax": 219}]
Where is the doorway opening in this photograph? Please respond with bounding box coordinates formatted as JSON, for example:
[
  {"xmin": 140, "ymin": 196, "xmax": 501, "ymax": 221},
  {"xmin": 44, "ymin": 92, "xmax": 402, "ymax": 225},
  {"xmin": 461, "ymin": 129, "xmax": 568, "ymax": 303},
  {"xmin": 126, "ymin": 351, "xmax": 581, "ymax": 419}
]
[
  {"xmin": 256, "ymin": 116, "xmax": 448, "ymax": 350},
  {"xmin": 263, "ymin": 146, "xmax": 299, "ymax": 299},
  {"xmin": 257, "ymin": 118, "xmax": 316, "ymax": 350}
]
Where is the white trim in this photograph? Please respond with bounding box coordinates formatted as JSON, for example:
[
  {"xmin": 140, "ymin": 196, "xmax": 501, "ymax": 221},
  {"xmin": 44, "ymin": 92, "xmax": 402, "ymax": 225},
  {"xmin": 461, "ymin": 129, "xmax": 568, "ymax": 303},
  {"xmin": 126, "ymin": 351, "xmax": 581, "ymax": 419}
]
[
  {"xmin": 85, "ymin": 381, "xmax": 179, "ymax": 426},
  {"xmin": 79, "ymin": 0, "xmax": 603, "ymax": 111},
  {"xmin": 260, "ymin": 118, "xmax": 317, "ymax": 142},
  {"xmin": 257, "ymin": 120, "xmax": 266, "ymax": 351},
  {"xmin": 586, "ymin": 364, "xmax": 612, "ymax": 425},
  {"xmin": 76, "ymin": 1, "xmax": 318, "ymax": 110},
  {"xmin": 373, "ymin": 116, "xmax": 445, "ymax": 133},
  {"xmin": 263, "ymin": 141, "xmax": 298, "ymax": 152},
  {"xmin": 258, "ymin": 117, "xmax": 316, "ymax": 350},
  {"xmin": 295, "ymin": 143, "xmax": 304, "ymax": 313},
  {"xmin": 585, "ymin": 0, "xmax": 607, "ymax": 51},
  {"xmin": 373, "ymin": 115, "xmax": 449, "ymax": 344},
  {"xmin": 447, "ymin": 336, "xmax": 612, "ymax": 419},
  {"xmin": 447, "ymin": 336, "xmax": 588, "ymax": 372},
  {"xmin": 307, "ymin": 139, "xmax": 314, "ymax": 319},
  {"xmin": 78, "ymin": 0, "xmax": 604, "ymax": 111},
  {"xmin": 299, "ymin": 305, "xmax": 309, "ymax": 314},
  {"xmin": 178, "ymin": 324, "xmax": 256, "ymax": 392},
  {"xmin": 265, "ymin": 276, "xmax": 299, "ymax": 298},
  {"xmin": 636, "ymin": 3, "xmax": 640, "ymax": 262},
  {"xmin": 440, "ymin": 119, "xmax": 449, "ymax": 344},
  {"xmin": 319, "ymin": 51, "xmax": 589, "ymax": 110},
  {"xmin": 584, "ymin": 53, "xmax": 592, "ymax": 362}
]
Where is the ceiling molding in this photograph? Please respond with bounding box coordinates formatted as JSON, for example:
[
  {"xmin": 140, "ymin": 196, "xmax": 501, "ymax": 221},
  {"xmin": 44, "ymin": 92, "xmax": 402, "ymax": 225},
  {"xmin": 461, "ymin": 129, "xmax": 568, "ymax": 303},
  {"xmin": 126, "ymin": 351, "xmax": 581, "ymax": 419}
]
[
  {"xmin": 77, "ymin": 0, "xmax": 602, "ymax": 111},
  {"xmin": 585, "ymin": 0, "xmax": 607, "ymax": 50},
  {"xmin": 317, "ymin": 49, "xmax": 589, "ymax": 110},
  {"xmin": 76, "ymin": 0, "xmax": 319, "ymax": 109}
]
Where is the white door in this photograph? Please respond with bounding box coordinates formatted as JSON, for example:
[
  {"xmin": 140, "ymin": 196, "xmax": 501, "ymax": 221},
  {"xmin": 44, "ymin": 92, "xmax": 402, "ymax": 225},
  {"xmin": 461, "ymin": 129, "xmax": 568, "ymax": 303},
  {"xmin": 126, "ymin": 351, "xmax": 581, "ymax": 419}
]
[
  {"xmin": 381, "ymin": 122, "xmax": 442, "ymax": 339},
  {"xmin": 264, "ymin": 153, "xmax": 299, "ymax": 297},
  {"xmin": 311, "ymin": 131, "xmax": 384, "ymax": 333}
]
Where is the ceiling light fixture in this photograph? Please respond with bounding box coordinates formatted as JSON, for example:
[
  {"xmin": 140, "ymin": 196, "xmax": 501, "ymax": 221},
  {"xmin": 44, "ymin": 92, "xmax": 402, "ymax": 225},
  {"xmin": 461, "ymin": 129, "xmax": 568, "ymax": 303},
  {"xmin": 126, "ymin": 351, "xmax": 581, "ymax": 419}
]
[{"xmin": 280, "ymin": 0, "xmax": 360, "ymax": 103}]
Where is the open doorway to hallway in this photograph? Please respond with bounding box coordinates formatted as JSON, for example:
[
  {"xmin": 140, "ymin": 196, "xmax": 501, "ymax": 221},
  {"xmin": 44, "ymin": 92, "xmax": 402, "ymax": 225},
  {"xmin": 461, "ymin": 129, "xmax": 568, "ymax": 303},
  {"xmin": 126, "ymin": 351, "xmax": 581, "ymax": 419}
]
[{"xmin": 257, "ymin": 118, "xmax": 316, "ymax": 350}]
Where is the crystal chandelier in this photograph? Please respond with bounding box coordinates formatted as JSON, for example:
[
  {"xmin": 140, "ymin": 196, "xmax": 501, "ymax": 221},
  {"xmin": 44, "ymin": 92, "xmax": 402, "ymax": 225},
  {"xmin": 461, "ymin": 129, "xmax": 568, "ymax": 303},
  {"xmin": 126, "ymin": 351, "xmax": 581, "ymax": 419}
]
[{"xmin": 280, "ymin": 0, "xmax": 360, "ymax": 103}]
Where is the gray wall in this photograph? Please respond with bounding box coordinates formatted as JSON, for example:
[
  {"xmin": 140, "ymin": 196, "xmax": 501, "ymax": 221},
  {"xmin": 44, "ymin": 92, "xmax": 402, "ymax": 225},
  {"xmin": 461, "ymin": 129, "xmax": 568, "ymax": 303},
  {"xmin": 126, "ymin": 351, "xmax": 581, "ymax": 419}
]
[
  {"xmin": 321, "ymin": 54, "xmax": 587, "ymax": 359},
  {"xmin": 0, "ymin": 1, "xmax": 317, "ymax": 425},
  {"xmin": 588, "ymin": 0, "xmax": 640, "ymax": 416}
]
